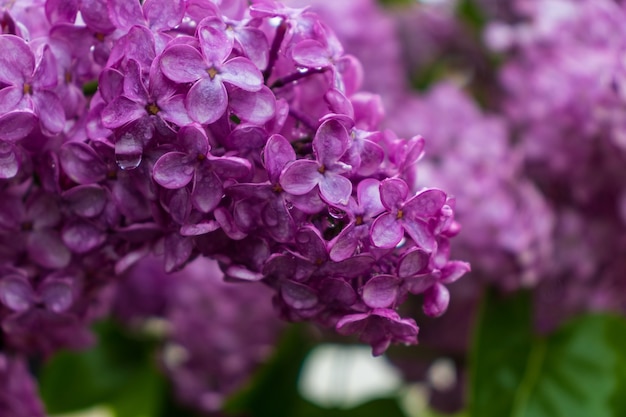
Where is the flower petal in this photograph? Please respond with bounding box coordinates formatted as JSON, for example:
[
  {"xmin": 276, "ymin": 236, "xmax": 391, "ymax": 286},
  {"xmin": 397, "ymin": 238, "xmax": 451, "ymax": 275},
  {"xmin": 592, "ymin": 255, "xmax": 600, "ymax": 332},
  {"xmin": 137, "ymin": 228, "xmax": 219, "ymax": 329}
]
[
  {"xmin": 0, "ymin": 111, "xmax": 36, "ymax": 142},
  {"xmin": 264, "ymin": 134, "xmax": 295, "ymax": 183},
  {"xmin": 319, "ymin": 171, "xmax": 352, "ymax": 206},
  {"xmin": 404, "ymin": 189, "xmax": 447, "ymax": 219},
  {"xmin": 380, "ymin": 178, "xmax": 409, "ymax": 211},
  {"xmin": 0, "ymin": 142, "xmax": 20, "ymax": 179},
  {"xmin": 422, "ymin": 283, "xmax": 450, "ymax": 317},
  {"xmin": 370, "ymin": 212, "xmax": 403, "ymax": 249},
  {"xmin": 101, "ymin": 96, "xmax": 145, "ymax": 129},
  {"xmin": 33, "ymin": 90, "xmax": 65, "ymax": 135},
  {"xmin": 186, "ymin": 77, "xmax": 228, "ymax": 124},
  {"xmin": 160, "ymin": 44, "xmax": 207, "ymax": 83},
  {"xmin": 402, "ymin": 218, "xmax": 436, "ymax": 253},
  {"xmin": 229, "ymin": 85, "xmax": 276, "ymax": 125},
  {"xmin": 221, "ymin": 57, "xmax": 263, "ymax": 92},
  {"xmin": 0, "ymin": 275, "xmax": 35, "ymax": 312},
  {"xmin": 153, "ymin": 152, "xmax": 195, "ymax": 189},
  {"xmin": 191, "ymin": 169, "xmax": 223, "ymax": 213},
  {"xmin": 313, "ymin": 119, "xmax": 350, "ymax": 166},
  {"xmin": 280, "ymin": 160, "xmax": 321, "ymax": 195},
  {"xmin": 0, "ymin": 35, "xmax": 33, "ymax": 84},
  {"xmin": 362, "ymin": 275, "xmax": 402, "ymax": 309}
]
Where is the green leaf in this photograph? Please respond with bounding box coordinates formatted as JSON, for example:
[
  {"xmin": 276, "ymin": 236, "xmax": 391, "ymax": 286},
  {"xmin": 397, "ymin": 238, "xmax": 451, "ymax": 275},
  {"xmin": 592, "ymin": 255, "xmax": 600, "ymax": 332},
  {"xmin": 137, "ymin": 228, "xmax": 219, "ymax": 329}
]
[
  {"xmin": 470, "ymin": 288, "xmax": 626, "ymax": 417},
  {"xmin": 39, "ymin": 321, "xmax": 166, "ymax": 417}
]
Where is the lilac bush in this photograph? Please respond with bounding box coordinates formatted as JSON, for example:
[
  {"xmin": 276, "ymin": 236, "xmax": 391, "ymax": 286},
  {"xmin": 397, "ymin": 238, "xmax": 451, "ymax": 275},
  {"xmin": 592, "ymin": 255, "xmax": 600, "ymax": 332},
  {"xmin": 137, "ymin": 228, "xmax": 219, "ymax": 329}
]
[{"xmin": 0, "ymin": 0, "xmax": 469, "ymax": 407}]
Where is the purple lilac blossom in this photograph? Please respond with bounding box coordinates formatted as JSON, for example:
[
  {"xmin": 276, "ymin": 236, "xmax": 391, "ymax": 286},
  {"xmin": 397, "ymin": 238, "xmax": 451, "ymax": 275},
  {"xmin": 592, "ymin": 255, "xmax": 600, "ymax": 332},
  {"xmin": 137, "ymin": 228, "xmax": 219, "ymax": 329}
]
[
  {"xmin": 0, "ymin": 353, "xmax": 46, "ymax": 417},
  {"xmin": 0, "ymin": 1, "xmax": 468, "ymax": 413}
]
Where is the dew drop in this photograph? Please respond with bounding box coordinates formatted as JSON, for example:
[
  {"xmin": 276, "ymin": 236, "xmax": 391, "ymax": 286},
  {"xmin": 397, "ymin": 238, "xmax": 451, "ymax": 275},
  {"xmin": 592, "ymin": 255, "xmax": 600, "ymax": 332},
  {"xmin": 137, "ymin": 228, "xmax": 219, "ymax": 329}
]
[{"xmin": 115, "ymin": 135, "xmax": 143, "ymax": 170}]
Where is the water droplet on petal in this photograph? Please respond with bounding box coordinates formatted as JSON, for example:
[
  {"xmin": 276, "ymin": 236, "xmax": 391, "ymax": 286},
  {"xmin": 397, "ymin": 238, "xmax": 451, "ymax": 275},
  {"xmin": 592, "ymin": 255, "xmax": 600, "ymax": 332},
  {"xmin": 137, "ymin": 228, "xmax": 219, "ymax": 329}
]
[
  {"xmin": 115, "ymin": 134, "xmax": 143, "ymax": 170},
  {"xmin": 328, "ymin": 207, "xmax": 347, "ymax": 219}
]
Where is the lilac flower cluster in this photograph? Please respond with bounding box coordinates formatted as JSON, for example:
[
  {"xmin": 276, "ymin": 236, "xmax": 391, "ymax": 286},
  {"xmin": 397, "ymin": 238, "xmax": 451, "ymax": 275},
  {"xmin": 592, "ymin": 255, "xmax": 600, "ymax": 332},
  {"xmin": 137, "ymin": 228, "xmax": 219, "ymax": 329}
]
[
  {"xmin": 115, "ymin": 256, "xmax": 280, "ymax": 412},
  {"xmin": 0, "ymin": 0, "xmax": 468, "ymax": 364},
  {"xmin": 487, "ymin": 0, "xmax": 626, "ymax": 322}
]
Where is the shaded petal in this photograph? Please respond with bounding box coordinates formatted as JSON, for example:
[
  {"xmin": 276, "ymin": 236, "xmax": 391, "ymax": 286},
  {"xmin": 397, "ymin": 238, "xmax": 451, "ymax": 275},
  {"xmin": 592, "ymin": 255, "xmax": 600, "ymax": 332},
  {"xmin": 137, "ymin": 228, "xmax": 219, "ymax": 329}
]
[
  {"xmin": 356, "ymin": 139, "xmax": 384, "ymax": 176},
  {"xmin": 314, "ymin": 119, "xmax": 350, "ymax": 166},
  {"xmin": 164, "ymin": 233, "xmax": 193, "ymax": 272},
  {"xmin": 322, "ymin": 254, "xmax": 375, "ymax": 278},
  {"xmin": 317, "ymin": 277, "xmax": 356, "ymax": 306},
  {"xmin": 180, "ymin": 221, "xmax": 219, "ymax": 236},
  {"xmin": 362, "ymin": 275, "xmax": 402, "ymax": 308},
  {"xmin": 295, "ymin": 226, "xmax": 327, "ymax": 263},
  {"xmin": 143, "ymin": 0, "xmax": 184, "ymax": 31},
  {"xmin": 0, "ymin": 86, "xmax": 25, "ymax": 114},
  {"xmin": 191, "ymin": 169, "xmax": 223, "ymax": 213},
  {"xmin": 158, "ymin": 94, "xmax": 193, "ymax": 126},
  {"xmin": 262, "ymin": 198, "xmax": 295, "ymax": 243},
  {"xmin": 186, "ymin": 77, "xmax": 228, "ymax": 124},
  {"xmin": 404, "ymin": 189, "xmax": 447, "ymax": 219},
  {"xmin": 153, "ymin": 152, "xmax": 195, "ymax": 189},
  {"xmin": 27, "ymin": 230, "xmax": 71, "ymax": 269},
  {"xmin": 440, "ymin": 261, "xmax": 471, "ymax": 284},
  {"xmin": 0, "ymin": 35, "xmax": 33, "ymax": 84},
  {"xmin": 281, "ymin": 280, "xmax": 318, "ymax": 310},
  {"xmin": 160, "ymin": 44, "xmax": 207, "ymax": 83},
  {"xmin": 62, "ymin": 220, "xmax": 106, "ymax": 253},
  {"xmin": 107, "ymin": 0, "xmax": 144, "ymax": 30},
  {"xmin": 98, "ymin": 67, "xmax": 124, "ymax": 104},
  {"xmin": 59, "ymin": 142, "xmax": 107, "ymax": 184},
  {"xmin": 370, "ymin": 213, "xmax": 403, "ymax": 249},
  {"xmin": 39, "ymin": 279, "xmax": 73, "ymax": 313},
  {"xmin": 122, "ymin": 59, "xmax": 149, "ymax": 103},
  {"xmin": 235, "ymin": 27, "xmax": 269, "ymax": 69},
  {"xmin": 221, "ymin": 57, "xmax": 263, "ymax": 92},
  {"xmin": 380, "ymin": 178, "xmax": 408, "ymax": 210},
  {"xmin": 81, "ymin": 0, "xmax": 116, "ymax": 33},
  {"xmin": 319, "ymin": 172, "xmax": 352, "ymax": 206},
  {"xmin": 32, "ymin": 45, "xmax": 58, "ymax": 89},
  {"xmin": 0, "ymin": 142, "xmax": 20, "ymax": 179},
  {"xmin": 214, "ymin": 206, "xmax": 246, "ymax": 240},
  {"xmin": 329, "ymin": 222, "xmax": 357, "ymax": 262},
  {"xmin": 292, "ymin": 39, "xmax": 330, "ymax": 68},
  {"xmin": 197, "ymin": 19, "xmax": 233, "ymax": 64},
  {"xmin": 402, "ymin": 218, "xmax": 436, "ymax": 253},
  {"xmin": 46, "ymin": 0, "xmax": 79, "ymax": 24},
  {"xmin": 179, "ymin": 125, "xmax": 209, "ymax": 156},
  {"xmin": 101, "ymin": 96, "xmax": 145, "ymax": 129},
  {"xmin": 264, "ymin": 134, "xmax": 295, "ymax": 183},
  {"xmin": 357, "ymin": 178, "xmax": 384, "ymax": 218},
  {"xmin": 398, "ymin": 249, "xmax": 430, "ymax": 278},
  {"xmin": 422, "ymin": 283, "xmax": 449, "ymax": 317},
  {"xmin": 0, "ymin": 275, "xmax": 35, "ymax": 312},
  {"xmin": 63, "ymin": 185, "xmax": 107, "ymax": 218},
  {"xmin": 33, "ymin": 90, "xmax": 65, "ymax": 135},
  {"xmin": 280, "ymin": 160, "xmax": 321, "ymax": 195},
  {"xmin": 229, "ymin": 85, "xmax": 276, "ymax": 125}
]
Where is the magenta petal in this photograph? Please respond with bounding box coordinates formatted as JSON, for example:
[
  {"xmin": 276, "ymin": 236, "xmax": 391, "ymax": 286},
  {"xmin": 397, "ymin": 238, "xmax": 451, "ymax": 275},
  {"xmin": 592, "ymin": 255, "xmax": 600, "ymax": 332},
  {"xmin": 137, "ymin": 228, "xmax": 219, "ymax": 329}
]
[
  {"xmin": 319, "ymin": 172, "xmax": 352, "ymax": 206},
  {"xmin": 314, "ymin": 119, "xmax": 350, "ymax": 166},
  {"xmin": 229, "ymin": 86, "xmax": 276, "ymax": 125},
  {"xmin": 404, "ymin": 189, "xmax": 447, "ymax": 219},
  {"xmin": 214, "ymin": 207, "xmax": 246, "ymax": 240},
  {"xmin": 62, "ymin": 185, "xmax": 107, "ymax": 218},
  {"xmin": 236, "ymin": 27, "xmax": 269, "ymax": 69},
  {"xmin": 33, "ymin": 91, "xmax": 65, "ymax": 135},
  {"xmin": 380, "ymin": 178, "xmax": 409, "ymax": 210},
  {"xmin": 101, "ymin": 96, "xmax": 145, "ymax": 129},
  {"xmin": 0, "ymin": 86, "xmax": 25, "ymax": 114},
  {"xmin": 32, "ymin": 46, "xmax": 58, "ymax": 90},
  {"xmin": 81, "ymin": 0, "xmax": 115, "ymax": 33},
  {"xmin": 160, "ymin": 45, "xmax": 207, "ymax": 83},
  {"xmin": 39, "ymin": 279, "xmax": 74, "ymax": 313},
  {"xmin": 281, "ymin": 280, "xmax": 318, "ymax": 310},
  {"xmin": 370, "ymin": 213, "xmax": 403, "ymax": 249},
  {"xmin": 98, "ymin": 68, "xmax": 124, "ymax": 104},
  {"xmin": 280, "ymin": 160, "xmax": 321, "ymax": 195},
  {"xmin": 186, "ymin": 77, "xmax": 228, "ymax": 124},
  {"xmin": 62, "ymin": 220, "xmax": 106, "ymax": 253},
  {"xmin": 45, "ymin": 0, "xmax": 79, "ymax": 24},
  {"xmin": 356, "ymin": 139, "xmax": 385, "ymax": 176},
  {"xmin": 398, "ymin": 249, "xmax": 430, "ymax": 277},
  {"xmin": 180, "ymin": 221, "xmax": 219, "ymax": 236},
  {"xmin": 318, "ymin": 278, "xmax": 357, "ymax": 306},
  {"xmin": 0, "ymin": 142, "xmax": 20, "ymax": 179},
  {"xmin": 295, "ymin": 226, "xmax": 327, "ymax": 263},
  {"xmin": 158, "ymin": 94, "xmax": 193, "ymax": 126},
  {"xmin": 164, "ymin": 233, "xmax": 193, "ymax": 273},
  {"xmin": 197, "ymin": 19, "xmax": 233, "ymax": 64},
  {"xmin": 122, "ymin": 59, "xmax": 149, "ymax": 103},
  {"xmin": 153, "ymin": 152, "xmax": 195, "ymax": 189},
  {"xmin": 179, "ymin": 125, "xmax": 209, "ymax": 156},
  {"xmin": 59, "ymin": 142, "xmax": 107, "ymax": 184},
  {"xmin": 440, "ymin": 261, "xmax": 471, "ymax": 284},
  {"xmin": 357, "ymin": 179, "xmax": 384, "ymax": 217},
  {"xmin": 0, "ymin": 35, "xmax": 34, "ymax": 84},
  {"xmin": 221, "ymin": 57, "xmax": 263, "ymax": 92},
  {"xmin": 107, "ymin": 0, "xmax": 144, "ymax": 30},
  {"xmin": 191, "ymin": 170, "xmax": 223, "ymax": 213},
  {"xmin": 292, "ymin": 39, "xmax": 330, "ymax": 68},
  {"xmin": 423, "ymin": 283, "xmax": 450, "ymax": 317},
  {"xmin": 336, "ymin": 313, "xmax": 369, "ymax": 335},
  {"xmin": 329, "ymin": 223, "xmax": 357, "ymax": 262},
  {"xmin": 402, "ymin": 218, "xmax": 436, "ymax": 253},
  {"xmin": 143, "ymin": 0, "xmax": 184, "ymax": 30},
  {"xmin": 27, "ymin": 230, "xmax": 71, "ymax": 269},
  {"xmin": 362, "ymin": 275, "xmax": 402, "ymax": 309},
  {"xmin": 264, "ymin": 134, "xmax": 295, "ymax": 183},
  {"xmin": 0, "ymin": 275, "xmax": 35, "ymax": 312}
]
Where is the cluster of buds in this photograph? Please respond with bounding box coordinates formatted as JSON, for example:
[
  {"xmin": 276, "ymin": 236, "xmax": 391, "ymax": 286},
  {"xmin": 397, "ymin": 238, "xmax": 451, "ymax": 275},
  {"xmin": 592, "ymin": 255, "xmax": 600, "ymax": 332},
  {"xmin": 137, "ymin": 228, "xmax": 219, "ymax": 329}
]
[{"xmin": 0, "ymin": 0, "xmax": 468, "ymax": 359}]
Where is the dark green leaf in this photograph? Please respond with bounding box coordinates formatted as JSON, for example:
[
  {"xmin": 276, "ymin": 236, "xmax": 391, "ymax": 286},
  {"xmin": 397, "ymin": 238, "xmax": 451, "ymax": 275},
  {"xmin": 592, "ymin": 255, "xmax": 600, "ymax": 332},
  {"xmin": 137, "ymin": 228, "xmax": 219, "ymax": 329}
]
[{"xmin": 470, "ymin": 288, "xmax": 626, "ymax": 417}]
